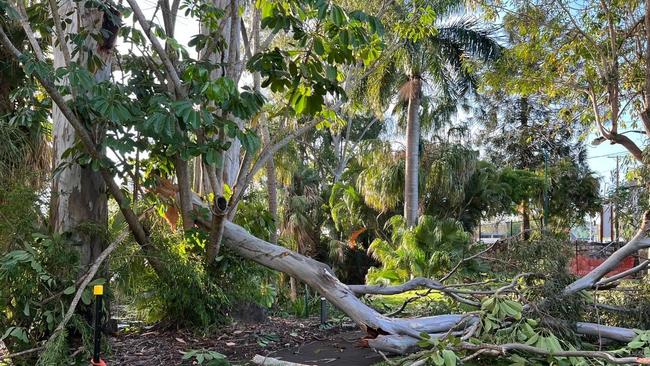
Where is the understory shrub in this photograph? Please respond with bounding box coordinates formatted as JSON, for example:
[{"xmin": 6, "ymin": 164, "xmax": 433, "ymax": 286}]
[
  {"xmin": 0, "ymin": 179, "xmax": 44, "ymax": 253},
  {"xmin": 589, "ymin": 277, "xmax": 650, "ymax": 330},
  {"xmin": 110, "ymin": 207, "xmax": 277, "ymax": 327},
  {"xmin": 0, "ymin": 233, "xmax": 101, "ymax": 365},
  {"xmin": 486, "ymin": 233, "xmax": 590, "ymax": 338}
]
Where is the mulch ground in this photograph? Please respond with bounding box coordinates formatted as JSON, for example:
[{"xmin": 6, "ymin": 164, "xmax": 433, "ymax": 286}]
[{"xmin": 108, "ymin": 317, "xmax": 385, "ymax": 365}]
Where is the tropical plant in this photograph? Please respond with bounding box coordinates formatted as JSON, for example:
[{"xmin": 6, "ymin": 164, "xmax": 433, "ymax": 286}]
[
  {"xmin": 366, "ymin": 215, "xmax": 473, "ymax": 284},
  {"xmin": 356, "ymin": 141, "xmax": 404, "ymax": 213}
]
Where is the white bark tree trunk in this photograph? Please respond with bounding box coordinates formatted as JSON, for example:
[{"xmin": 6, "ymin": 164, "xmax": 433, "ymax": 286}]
[
  {"xmin": 199, "ymin": 0, "xmax": 243, "ymax": 196},
  {"xmin": 222, "ymin": 0, "xmax": 243, "ymax": 190},
  {"xmin": 404, "ymin": 77, "xmax": 422, "ymax": 227},
  {"xmin": 50, "ymin": 0, "xmax": 115, "ymax": 273},
  {"xmin": 220, "ymin": 220, "xmax": 467, "ymax": 337}
]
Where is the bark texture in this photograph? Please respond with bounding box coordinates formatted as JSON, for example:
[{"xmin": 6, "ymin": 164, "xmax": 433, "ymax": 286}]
[
  {"xmin": 404, "ymin": 77, "xmax": 422, "ymax": 227},
  {"xmin": 50, "ymin": 0, "xmax": 114, "ymax": 273}
]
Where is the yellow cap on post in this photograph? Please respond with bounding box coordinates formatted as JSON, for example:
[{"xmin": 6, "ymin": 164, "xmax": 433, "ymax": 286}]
[{"xmin": 93, "ymin": 285, "xmax": 104, "ymax": 296}]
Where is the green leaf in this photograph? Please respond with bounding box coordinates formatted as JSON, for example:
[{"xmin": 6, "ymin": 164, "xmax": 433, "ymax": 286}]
[
  {"xmin": 317, "ymin": 1, "xmax": 328, "ymax": 20},
  {"xmin": 182, "ymin": 350, "xmax": 197, "ymax": 360},
  {"xmin": 442, "ymin": 350, "xmax": 457, "ymax": 366},
  {"xmin": 326, "ymin": 65, "xmax": 337, "ymax": 81},
  {"xmin": 431, "ymin": 352, "xmax": 444, "ymax": 366},
  {"xmin": 2, "ymin": 327, "xmax": 29, "ymax": 343},
  {"xmin": 238, "ymin": 129, "xmax": 261, "ymax": 153},
  {"xmin": 313, "ymin": 37, "xmax": 325, "ymax": 55},
  {"xmin": 88, "ymin": 278, "xmax": 106, "ymax": 287},
  {"xmin": 3, "ymin": 3, "xmax": 20, "ymax": 20},
  {"xmin": 205, "ymin": 149, "xmax": 223, "ymax": 167},
  {"xmin": 628, "ymin": 340, "xmax": 644, "ymax": 349},
  {"xmin": 81, "ymin": 289, "xmax": 92, "ymax": 305},
  {"xmin": 330, "ymin": 5, "xmax": 346, "ymax": 26},
  {"xmin": 63, "ymin": 285, "xmax": 76, "ymax": 295}
]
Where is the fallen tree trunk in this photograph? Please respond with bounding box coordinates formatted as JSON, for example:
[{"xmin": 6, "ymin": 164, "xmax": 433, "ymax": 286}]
[
  {"xmin": 219, "ymin": 219, "xmax": 644, "ymax": 353},
  {"xmin": 221, "ymin": 220, "xmax": 467, "ymax": 340},
  {"xmin": 195, "ymin": 192, "xmax": 643, "ymax": 354},
  {"xmin": 193, "ymin": 194, "xmax": 636, "ymax": 353}
]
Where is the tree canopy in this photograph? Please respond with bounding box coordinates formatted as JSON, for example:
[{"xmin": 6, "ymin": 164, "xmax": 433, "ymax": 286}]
[{"xmin": 0, "ymin": 0, "xmax": 649, "ymax": 365}]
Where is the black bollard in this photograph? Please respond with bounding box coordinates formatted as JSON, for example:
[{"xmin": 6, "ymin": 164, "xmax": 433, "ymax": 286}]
[
  {"xmin": 319, "ymin": 297, "xmax": 328, "ymax": 325},
  {"xmin": 92, "ymin": 285, "xmax": 103, "ymax": 364}
]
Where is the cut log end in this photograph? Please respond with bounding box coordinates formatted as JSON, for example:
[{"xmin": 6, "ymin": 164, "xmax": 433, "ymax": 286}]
[{"xmin": 251, "ymin": 354, "xmax": 315, "ymax": 366}]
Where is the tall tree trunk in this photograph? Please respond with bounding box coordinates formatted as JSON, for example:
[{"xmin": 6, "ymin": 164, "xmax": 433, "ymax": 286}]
[
  {"xmin": 198, "ymin": 0, "xmax": 242, "ymax": 197},
  {"xmin": 50, "ymin": 0, "xmax": 115, "ymax": 274},
  {"xmin": 520, "ymin": 200, "xmax": 530, "ymax": 240},
  {"xmin": 201, "ymin": 0, "xmax": 243, "ymax": 262},
  {"xmin": 261, "ymin": 125, "xmax": 279, "ymax": 244},
  {"xmin": 193, "ymin": 156, "xmax": 204, "ymax": 196},
  {"xmin": 175, "ymin": 155, "xmax": 195, "ymax": 230},
  {"xmin": 221, "ymin": 0, "xmax": 242, "ymax": 192},
  {"xmin": 404, "ymin": 76, "xmax": 422, "ymax": 227},
  {"xmin": 517, "ymin": 97, "xmax": 531, "ymax": 240}
]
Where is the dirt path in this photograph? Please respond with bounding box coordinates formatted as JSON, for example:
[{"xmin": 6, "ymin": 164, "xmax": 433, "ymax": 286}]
[
  {"xmin": 269, "ymin": 331, "xmax": 383, "ymax": 366},
  {"xmin": 109, "ymin": 317, "xmax": 385, "ymax": 365}
]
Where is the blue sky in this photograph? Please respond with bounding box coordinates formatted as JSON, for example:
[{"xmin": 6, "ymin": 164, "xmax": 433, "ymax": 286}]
[{"xmin": 586, "ymin": 133, "xmax": 644, "ymax": 194}]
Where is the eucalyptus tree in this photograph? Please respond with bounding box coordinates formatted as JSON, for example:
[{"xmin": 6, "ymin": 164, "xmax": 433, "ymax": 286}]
[
  {"xmin": 46, "ymin": 0, "xmax": 122, "ymax": 273},
  {"xmin": 363, "ymin": 0, "xmax": 501, "ymax": 227}
]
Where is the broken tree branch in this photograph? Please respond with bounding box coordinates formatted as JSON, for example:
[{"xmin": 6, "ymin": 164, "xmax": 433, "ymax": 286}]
[
  {"xmin": 458, "ymin": 341, "xmax": 650, "ymax": 365},
  {"xmin": 0, "ymin": 346, "xmax": 44, "ymax": 363},
  {"xmin": 251, "ymin": 355, "xmax": 314, "ymax": 366},
  {"xmin": 564, "ymin": 211, "xmax": 650, "ymax": 294},
  {"xmin": 596, "ymin": 259, "xmax": 650, "ymax": 287}
]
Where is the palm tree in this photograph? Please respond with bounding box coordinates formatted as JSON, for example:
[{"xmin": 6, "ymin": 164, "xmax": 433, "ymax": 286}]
[
  {"xmin": 363, "ymin": 4, "xmax": 501, "ymax": 227},
  {"xmin": 356, "ymin": 141, "xmax": 404, "ymax": 213},
  {"xmin": 367, "ymin": 215, "xmax": 472, "ymax": 284}
]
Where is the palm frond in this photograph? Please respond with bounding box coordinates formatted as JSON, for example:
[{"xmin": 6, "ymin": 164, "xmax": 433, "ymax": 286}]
[{"xmin": 436, "ymin": 16, "xmax": 503, "ymax": 62}]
